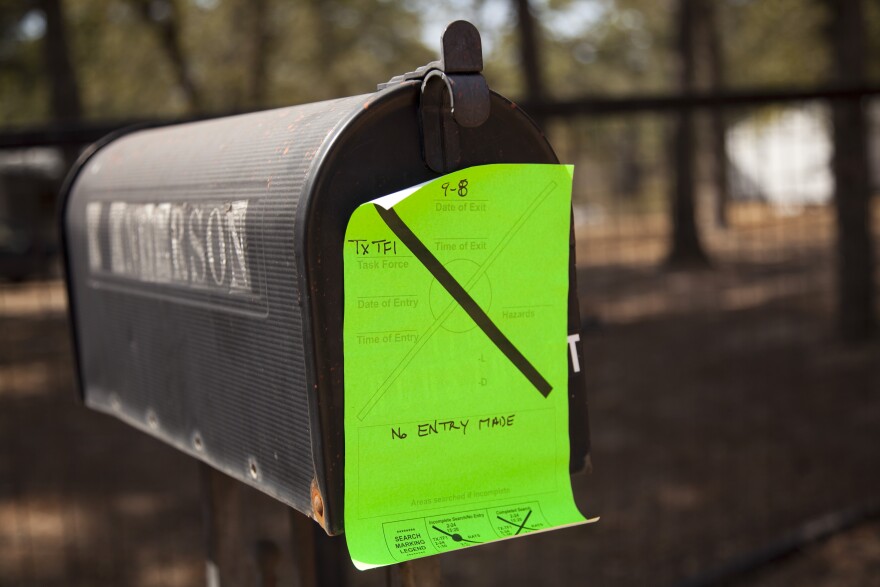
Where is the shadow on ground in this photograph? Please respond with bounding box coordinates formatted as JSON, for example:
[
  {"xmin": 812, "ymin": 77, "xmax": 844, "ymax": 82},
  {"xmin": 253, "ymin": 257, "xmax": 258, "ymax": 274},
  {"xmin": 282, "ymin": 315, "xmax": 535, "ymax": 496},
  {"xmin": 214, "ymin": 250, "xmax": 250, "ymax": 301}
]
[{"xmin": 1, "ymin": 223, "xmax": 878, "ymax": 586}]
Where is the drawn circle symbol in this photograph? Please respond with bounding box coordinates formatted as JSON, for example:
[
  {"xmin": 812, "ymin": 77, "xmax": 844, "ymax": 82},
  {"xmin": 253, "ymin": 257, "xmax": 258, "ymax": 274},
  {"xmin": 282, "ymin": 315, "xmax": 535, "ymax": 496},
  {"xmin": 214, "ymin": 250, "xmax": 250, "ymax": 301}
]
[{"xmin": 429, "ymin": 258, "xmax": 492, "ymax": 333}]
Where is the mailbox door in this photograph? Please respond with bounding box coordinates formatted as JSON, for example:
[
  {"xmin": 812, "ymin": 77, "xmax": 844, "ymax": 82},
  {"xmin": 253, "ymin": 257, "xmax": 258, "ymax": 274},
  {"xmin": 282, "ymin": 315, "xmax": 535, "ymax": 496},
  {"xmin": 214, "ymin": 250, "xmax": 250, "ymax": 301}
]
[{"xmin": 299, "ymin": 83, "xmax": 590, "ymax": 534}]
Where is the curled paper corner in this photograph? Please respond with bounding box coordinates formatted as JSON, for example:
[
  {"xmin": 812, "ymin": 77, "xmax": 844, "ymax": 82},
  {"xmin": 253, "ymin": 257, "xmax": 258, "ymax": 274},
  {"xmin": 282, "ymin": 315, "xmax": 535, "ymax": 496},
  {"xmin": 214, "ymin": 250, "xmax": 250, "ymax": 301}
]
[{"xmin": 351, "ymin": 558, "xmax": 382, "ymax": 571}]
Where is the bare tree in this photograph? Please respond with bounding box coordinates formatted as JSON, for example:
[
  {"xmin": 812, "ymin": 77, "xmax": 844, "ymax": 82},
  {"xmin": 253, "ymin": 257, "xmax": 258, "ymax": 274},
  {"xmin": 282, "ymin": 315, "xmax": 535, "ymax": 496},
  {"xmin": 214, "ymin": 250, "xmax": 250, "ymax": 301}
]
[
  {"xmin": 514, "ymin": 0, "xmax": 545, "ymax": 123},
  {"xmin": 615, "ymin": 123, "xmax": 643, "ymax": 199},
  {"xmin": 693, "ymin": 0, "xmax": 729, "ymax": 229},
  {"xmin": 228, "ymin": 0, "xmax": 271, "ymax": 110},
  {"xmin": 666, "ymin": 0, "xmax": 710, "ymax": 269},
  {"xmin": 246, "ymin": 0, "xmax": 270, "ymax": 109},
  {"xmin": 41, "ymin": 0, "xmax": 82, "ymax": 167},
  {"xmin": 826, "ymin": 0, "xmax": 876, "ymax": 341},
  {"xmin": 130, "ymin": 0, "xmax": 203, "ymax": 112},
  {"xmin": 308, "ymin": 0, "xmax": 341, "ymax": 99}
]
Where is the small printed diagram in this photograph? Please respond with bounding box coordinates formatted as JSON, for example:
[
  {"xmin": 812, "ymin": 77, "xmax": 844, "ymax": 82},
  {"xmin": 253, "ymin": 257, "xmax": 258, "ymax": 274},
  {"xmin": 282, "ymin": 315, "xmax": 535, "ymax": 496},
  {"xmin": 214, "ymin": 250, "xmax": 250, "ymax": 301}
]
[
  {"xmin": 381, "ymin": 503, "xmax": 549, "ymax": 561},
  {"xmin": 488, "ymin": 503, "xmax": 548, "ymax": 537}
]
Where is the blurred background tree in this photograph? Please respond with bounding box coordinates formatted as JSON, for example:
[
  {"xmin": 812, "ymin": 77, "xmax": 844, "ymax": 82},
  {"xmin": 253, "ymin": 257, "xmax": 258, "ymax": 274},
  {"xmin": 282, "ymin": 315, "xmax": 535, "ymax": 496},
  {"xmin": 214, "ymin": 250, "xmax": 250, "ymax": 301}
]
[
  {"xmin": 3, "ymin": 0, "xmax": 875, "ymax": 125},
  {"xmin": 0, "ymin": 0, "xmax": 877, "ymax": 339},
  {"xmin": 1, "ymin": 0, "xmax": 434, "ymax": 122}
]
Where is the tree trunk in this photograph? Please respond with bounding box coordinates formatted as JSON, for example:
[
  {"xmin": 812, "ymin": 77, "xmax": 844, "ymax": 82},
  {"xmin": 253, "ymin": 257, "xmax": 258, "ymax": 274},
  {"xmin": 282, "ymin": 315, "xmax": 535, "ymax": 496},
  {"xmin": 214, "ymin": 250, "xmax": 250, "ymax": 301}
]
[
  {"xmin": 247, "ymin": 0, "xmax": 270, "ymax": 109},
  {"xmin": 513, "ymin": 0, "xmax": 545, "ymax": 126},
  {"xmin": 131, "ymin": 0, "xmax": 203, "ymax": 113},
  {"xmin": 666, "ymin": 0, "xmax": 710, "ymax": 269},
  {"xmin": 827, "ymin": 0, "xmax": 876, "ymax": 341},
  {"xmin": 41, "ymin": 0, "xmax": 82, "ymax": 168},
  {"xmin": 709, "ymin": 109, "xmax": 729, "ymax": 229},
  {"xmin": 697, "ymin": 0, "xmax": 730, "ymax": 229},
  {"xmin": 616, "ymin": 122, "xmax": 642, "ymax": 199},
  {"xmin": 308, "ymin": 0, "xmax": 342, "ymax": 99}
]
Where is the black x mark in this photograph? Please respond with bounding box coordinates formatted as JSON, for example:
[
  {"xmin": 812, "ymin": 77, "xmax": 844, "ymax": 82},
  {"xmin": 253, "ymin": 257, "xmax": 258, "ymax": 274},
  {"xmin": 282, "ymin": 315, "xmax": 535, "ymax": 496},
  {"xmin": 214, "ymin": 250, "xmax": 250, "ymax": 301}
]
[
  {"xmin": 375, "ymin": 205, "xmax": 552, "ymax": 397},
  {"xmin": 496, "ymin": 509, "xmax": 535, "ymax": 535}
]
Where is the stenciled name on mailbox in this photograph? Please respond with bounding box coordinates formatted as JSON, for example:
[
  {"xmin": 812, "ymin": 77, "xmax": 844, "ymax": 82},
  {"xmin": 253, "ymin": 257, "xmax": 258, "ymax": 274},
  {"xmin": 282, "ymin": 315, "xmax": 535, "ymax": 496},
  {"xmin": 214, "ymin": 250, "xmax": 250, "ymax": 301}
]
[{"xmin": 85, "ymin": 199, "xmax": 254, "ymax": 297}]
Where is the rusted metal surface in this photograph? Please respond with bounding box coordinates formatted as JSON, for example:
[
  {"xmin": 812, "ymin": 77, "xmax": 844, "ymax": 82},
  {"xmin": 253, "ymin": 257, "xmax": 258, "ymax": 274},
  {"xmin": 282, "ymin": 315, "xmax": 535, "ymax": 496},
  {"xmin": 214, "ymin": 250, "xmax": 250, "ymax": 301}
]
[{"xmin": 309, "ymin": 479, "xmax": 325, "ymax": 529}]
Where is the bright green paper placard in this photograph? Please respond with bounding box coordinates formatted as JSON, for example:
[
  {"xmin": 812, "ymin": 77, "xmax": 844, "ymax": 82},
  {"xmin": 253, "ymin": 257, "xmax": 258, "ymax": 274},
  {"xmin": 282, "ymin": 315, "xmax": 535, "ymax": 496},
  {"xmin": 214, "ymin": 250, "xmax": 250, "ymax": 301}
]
[{"xmin": 343, "ymin": 164, "xmax": 587, "ymax": 569}]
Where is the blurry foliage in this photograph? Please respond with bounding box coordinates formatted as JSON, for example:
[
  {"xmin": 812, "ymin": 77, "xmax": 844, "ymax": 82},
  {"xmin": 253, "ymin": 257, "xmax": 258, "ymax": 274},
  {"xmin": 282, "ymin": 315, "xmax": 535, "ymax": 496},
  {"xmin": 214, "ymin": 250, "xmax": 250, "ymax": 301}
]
[
  {"xmin": 0, "ymin": 0, "xmax": 878, "ymax": 127},
  {"xmin": 512, "ymin": 0, "xmax": 852, "ymax": 99},
  {"xmin": 719, "ymin": 0, "xmax": 829, "ymax": 88},
  {"xmin": 70, "ymin": 1, "xmax": 182, "ymax": 118},
  {"xmin": 543, "ymin": 0, "xmax": 676, "ymax": 98},
  {"xmin": 0, "ymin": 0, "xmax": 432, "ymax": 124},
  {"xmin": 867, "ymin": 0, "xmax": 880, "ymax": 82},
  {"xmin": 271, "ymin": 0, "xmax": 432, "ymax": 102},
  {"xmin": 0, "ymin": 1, "xmax": 49, "ymax": 125}
]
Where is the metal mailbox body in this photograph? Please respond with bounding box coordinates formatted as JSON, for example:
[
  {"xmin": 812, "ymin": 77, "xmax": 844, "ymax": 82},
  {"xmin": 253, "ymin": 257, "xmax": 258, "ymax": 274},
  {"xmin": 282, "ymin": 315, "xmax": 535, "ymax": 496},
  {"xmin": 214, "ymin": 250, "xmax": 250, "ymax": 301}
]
[{"xmin": 61, "ymin": 63, "xmax": 590, "ymax": 535}]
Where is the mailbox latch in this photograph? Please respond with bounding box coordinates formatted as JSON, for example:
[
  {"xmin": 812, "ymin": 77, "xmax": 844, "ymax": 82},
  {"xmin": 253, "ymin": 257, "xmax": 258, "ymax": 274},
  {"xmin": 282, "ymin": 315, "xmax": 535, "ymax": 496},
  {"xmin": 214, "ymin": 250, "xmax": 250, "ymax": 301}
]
[{"xmin": 379, "ymin": 20, "xmax": 490, "ymax": 173}]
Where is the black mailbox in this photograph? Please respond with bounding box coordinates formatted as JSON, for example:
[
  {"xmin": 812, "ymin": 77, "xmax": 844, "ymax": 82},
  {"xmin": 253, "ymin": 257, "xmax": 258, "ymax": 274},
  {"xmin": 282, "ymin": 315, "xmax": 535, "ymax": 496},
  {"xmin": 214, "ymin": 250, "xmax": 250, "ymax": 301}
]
[{"xmin": 60, "ymin": 21, "xmax": 589, "ymax": 535}]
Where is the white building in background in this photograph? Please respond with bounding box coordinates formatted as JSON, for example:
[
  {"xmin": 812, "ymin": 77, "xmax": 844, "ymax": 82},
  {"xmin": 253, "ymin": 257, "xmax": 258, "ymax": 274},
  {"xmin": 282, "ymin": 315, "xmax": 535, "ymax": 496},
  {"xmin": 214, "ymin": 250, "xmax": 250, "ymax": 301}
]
[
  {"xmin": 727, "ymin": 101, "xmax": 880, "ymax": 211},
  {"xmin": 727, "ymin": 106, "xmax": 833, "ymax": 210}
]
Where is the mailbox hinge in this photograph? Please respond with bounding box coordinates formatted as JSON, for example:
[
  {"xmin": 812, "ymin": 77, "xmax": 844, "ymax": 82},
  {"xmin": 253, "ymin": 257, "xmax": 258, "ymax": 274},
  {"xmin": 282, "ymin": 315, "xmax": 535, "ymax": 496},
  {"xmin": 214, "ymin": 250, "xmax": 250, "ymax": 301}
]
[{"xmin": 379, "ymin": 20, "xmax": 490, "ymax": 173}]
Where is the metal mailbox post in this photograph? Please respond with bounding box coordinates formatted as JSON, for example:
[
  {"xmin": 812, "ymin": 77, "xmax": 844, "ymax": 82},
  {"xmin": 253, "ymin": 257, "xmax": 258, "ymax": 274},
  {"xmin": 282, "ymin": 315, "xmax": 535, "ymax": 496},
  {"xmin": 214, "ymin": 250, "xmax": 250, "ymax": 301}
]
[{"xmin": 60, "ymin": 21, "xmax": 590, "ymax": 538}]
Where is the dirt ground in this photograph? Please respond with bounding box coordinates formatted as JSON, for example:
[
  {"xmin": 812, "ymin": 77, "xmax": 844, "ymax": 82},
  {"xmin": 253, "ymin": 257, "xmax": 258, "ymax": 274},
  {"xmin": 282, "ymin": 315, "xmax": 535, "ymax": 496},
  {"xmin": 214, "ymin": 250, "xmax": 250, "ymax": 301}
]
[{"xmin": 0, "ymin": 203, "xmax": 878, "ymax": 586}]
